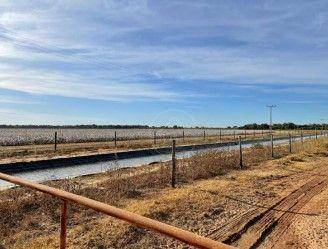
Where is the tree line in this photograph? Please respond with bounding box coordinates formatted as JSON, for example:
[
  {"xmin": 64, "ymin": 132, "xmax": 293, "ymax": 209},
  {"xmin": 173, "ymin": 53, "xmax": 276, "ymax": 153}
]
[
  {"xmin": 236, "ymin": 123, "xmax": 327, "ymax": 130},
  {"xmin": 0, "ymin": 124, "xmax": 185, "ymax": 129},
  {"xmin": 0, "ymin": 123, "xmax": 326, "ymax": 130}
]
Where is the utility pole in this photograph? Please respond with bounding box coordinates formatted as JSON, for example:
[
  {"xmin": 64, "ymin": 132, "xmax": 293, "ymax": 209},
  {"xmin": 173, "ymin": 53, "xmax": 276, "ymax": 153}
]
[{"xmin": 266, "ymin": 105, "xmax": 277, "ymax": 133}]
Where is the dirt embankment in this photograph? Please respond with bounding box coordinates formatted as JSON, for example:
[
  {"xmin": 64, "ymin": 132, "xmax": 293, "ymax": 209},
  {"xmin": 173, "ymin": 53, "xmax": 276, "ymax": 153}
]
[{"xmin": 0, "ymin": 138, "xmax": 327, "ymax": 248}]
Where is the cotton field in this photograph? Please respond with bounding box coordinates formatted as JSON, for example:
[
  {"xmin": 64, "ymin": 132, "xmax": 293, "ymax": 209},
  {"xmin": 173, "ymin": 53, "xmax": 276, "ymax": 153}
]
[{"xmin": 0, "ymin": 128, "xmax": 264, "ymax": 146}]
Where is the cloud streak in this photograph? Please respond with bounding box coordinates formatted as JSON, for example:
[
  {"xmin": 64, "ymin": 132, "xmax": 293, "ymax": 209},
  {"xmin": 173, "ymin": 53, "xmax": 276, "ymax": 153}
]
[{"xmin": 0, "ymin": 0, "xmax": 328, "ymax": 104}]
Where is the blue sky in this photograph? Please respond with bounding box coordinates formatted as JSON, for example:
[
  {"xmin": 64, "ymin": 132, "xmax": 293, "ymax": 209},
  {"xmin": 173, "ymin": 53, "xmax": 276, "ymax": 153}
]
[{"xmin": 0, "ymin": 0, "xmax": 327, "ymax": 126}]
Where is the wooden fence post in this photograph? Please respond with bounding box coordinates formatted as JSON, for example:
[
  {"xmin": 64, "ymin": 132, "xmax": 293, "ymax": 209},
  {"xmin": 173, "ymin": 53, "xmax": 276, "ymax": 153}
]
[
  {"xmin": 182, "ymin": 130, "xmax": 185, "ymax": 143},
  {"xmin": 233, "ymin": 130, "xmax": 236, "ymax": 140},
  {"xmin": 54, "ymin": 132, "xmax": 58, "ymax": 152},
  {"xmin": 114, "ymin": 131, "xmax": 117, "ymax": 148},
  {"xmin": 244, "ymin": 130, "xmax": 247, "ymax": 139},
  {"xmin": 154, "ymin": 131, "xmax": 156, "ymax": 145},
  {"xmin": 301, "ymin": 131, "xmax": 303, "ymax": 144},
  {"xmin": 239, "ymin": 136, "xmax": 243, "ymax": 169},
  {"xmin": 219, "ymin": 129, "xmax": 222, "ymax": 140},
  {"xmin": 171, "ymin": 140, "xmax": 176, "ymax": 188},
  {"xmin": 203, "ymin": 130, "xmax": 206, "ymax": 141},
  {"xmin": 315, "ymin": 132, "xmax": 318, "ymax": 139},
  {"xmin": 271, "ymin": 134, "xmax": 274, "ymax": 157},
  {"xmin": 60, "ymin": 200, "xmax": 68, "ymax": 249},
  {"xmin": 289, "ymin": 133, "xmax": 292, "ymax": 153}
]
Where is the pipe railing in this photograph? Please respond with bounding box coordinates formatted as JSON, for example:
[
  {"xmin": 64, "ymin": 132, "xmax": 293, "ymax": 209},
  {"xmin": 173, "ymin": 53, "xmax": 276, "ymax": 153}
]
[{"xmin": 0, "ymin": 172, "xmax": 235, "ymax": 249}]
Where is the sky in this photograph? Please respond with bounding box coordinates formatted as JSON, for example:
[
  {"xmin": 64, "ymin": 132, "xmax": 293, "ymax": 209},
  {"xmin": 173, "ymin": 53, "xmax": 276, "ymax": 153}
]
[{"xmin": 0, "ymin": 0, "xmax": 327, "ymax": 127}]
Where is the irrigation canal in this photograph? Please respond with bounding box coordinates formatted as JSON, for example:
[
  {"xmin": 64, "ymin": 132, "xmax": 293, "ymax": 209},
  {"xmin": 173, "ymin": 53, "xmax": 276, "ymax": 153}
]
[{"xmin": 0, "ymin": 134, "xmax": 321, "ymax": 189}]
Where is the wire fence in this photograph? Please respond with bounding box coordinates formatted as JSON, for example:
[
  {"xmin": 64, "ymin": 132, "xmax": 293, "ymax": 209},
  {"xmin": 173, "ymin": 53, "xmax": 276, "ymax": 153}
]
[{"xmin": 169, "ymin": 131, "xmax": 328, "ymax": 188}]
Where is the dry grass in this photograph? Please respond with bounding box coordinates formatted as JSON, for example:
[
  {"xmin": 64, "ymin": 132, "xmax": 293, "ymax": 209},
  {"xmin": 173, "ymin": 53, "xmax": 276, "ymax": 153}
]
[{"xmin": 0, "ymin": 136, "xmax": 327, "ymax": 248}]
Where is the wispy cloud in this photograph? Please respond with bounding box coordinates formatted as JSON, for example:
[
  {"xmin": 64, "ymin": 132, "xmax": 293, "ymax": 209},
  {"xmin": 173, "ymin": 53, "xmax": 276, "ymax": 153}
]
[
  {"xmin": 0, "ymin": 1, "xmax": 328, "ymax": 97},
  {"xmin": 0, "ymin": 1, "xmax": 327, "ymax": 125},
  {"xmin": 0, "ymin": 95, "xmax": 37, "ymax": 104}
]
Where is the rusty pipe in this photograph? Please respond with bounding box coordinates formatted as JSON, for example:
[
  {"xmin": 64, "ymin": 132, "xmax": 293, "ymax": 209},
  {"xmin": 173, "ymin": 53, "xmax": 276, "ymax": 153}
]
[{"xmin": 0, "ymin": 172, "xmax": 234, "ymax": 249}]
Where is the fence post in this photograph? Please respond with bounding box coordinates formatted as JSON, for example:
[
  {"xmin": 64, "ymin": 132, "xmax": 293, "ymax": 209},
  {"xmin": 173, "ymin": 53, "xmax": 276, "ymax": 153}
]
[
  {"xmin": 54, "ymin": 132, "xmax": 58, "ymax": 152},
  {"xmin": 171, "ymin": 140, "xmax": 176, "ymax": 188},
  {"xmin": 253, "ymin": 130, "xmax": 256, "ymax": 137},
  {"xmin": 114, "ymin": 131, "xmax": 117, "ymax": 148},
  {"xmin": 289, "ymin": 133, "xmax": 292, "ymax": 153},
  {"xmin": 239, "ymin": 136, "xmax": 243, "ymax": 169},
  {"xmin": 301, "ymin": 131, "xmax": 303, "ymax": 144},
  {"xmin": 219, "ymin": 129, "xmax": 222, "ymax": 140},
  {"xmin": 60, "ymin": 200, "xmax": 68, "ymax": 249},
  {"xmin": 154, "ymin": 131, "xmax": 156, "ymax": 145},
  {"xmin": 182, "ymin": 130, "xmax": 184, "ymax": 143},
  {"xmin": 203, "ymin": 130, "xmax": 206, "ymax": 141},
  {"xmin": 244, "ymin": 130, "xmax": 247, "ymax": 139},
  {"xmin": 315, "ymin": 132, "xmax": 318, "ymax": 139},
  {"xmin": 271, "ymin": 134, "xmax": 274, "ymax": 157}
]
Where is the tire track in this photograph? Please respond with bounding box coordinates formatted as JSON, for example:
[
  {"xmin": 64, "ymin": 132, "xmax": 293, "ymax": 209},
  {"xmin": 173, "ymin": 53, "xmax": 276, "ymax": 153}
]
[{"xmin": 209, "ymin": 177, "xmax": 328, "ymax": 248}]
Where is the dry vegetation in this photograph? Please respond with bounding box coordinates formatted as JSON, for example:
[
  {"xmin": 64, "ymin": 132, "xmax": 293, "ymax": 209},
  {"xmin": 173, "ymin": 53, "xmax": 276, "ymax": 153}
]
[{"xmin": 0, "ymin": 136, "xmax": 327, "ymax": 248}]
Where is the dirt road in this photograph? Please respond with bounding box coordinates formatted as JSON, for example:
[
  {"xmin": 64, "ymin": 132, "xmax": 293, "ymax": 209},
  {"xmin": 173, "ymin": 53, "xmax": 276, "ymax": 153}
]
[{"xmin": 208, "ymin": 154, "xmax": 328, "ymax": 248}]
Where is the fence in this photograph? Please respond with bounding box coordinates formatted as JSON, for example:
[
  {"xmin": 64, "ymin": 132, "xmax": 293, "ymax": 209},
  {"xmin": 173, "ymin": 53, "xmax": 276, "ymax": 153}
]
[
  {"xmin": 49, "ymin": 129, "xmax": 326, "ymax": 152},
  {"xmin": 0, "ymin": 172, "xmax": 234, "ymax": 249},
  {"xmin": 169, "ymin": 131, "xmax": 328, "ymax": 188},
  {"xmin": 51, "ymin": 129, "xmax": 273, "ymax": 152},
  {"xmin": 0, "ymin": 128, "xmax": 272, "ymax": 147}
]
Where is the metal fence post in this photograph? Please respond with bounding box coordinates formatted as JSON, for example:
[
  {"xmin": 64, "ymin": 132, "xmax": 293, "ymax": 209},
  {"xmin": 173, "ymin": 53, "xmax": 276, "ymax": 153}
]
[
  {"xmin": 54, "ymin": 132, "xmax": 58, "ymax": 152},
  {"xmin": 239, "ymin": 136, "xmax": 243, "ymax": 169},
  {"xmin": 60, "ymin": 200, "xmax": 68, "ymax": 249},
  {"xmin": 114, "ymin": 131, "xmax": 117, "ymax": 148},
  {"xmin": 171, "ymin": 140, "xmax": 176, "ymax": 188},
  {"xmin": 203, "ymin": 130, "xmax": 206, "ymax": 141},
  {"xmin": 271, "ymin": 134, "xmax": 274, "ymax": 157},
  {"xmin": 289, "ymin": 133, "xmax": 292, "ymax": 153}
]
